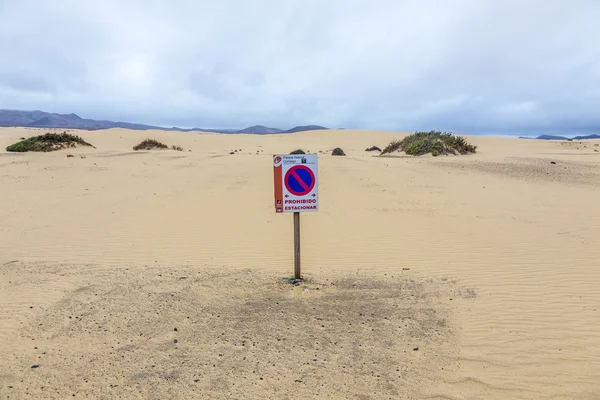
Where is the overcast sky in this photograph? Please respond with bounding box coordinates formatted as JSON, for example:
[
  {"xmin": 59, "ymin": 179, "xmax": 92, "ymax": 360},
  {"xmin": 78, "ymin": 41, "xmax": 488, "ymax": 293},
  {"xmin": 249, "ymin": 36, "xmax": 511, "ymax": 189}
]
[{"xmin": 1, "ymin": 0, "xmax": 599, "ymax": 134}]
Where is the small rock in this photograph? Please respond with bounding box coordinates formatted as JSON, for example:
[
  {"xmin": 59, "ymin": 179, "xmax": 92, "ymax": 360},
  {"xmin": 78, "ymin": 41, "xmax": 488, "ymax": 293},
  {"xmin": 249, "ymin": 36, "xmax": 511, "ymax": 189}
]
[
  {"xmin": 173, "ymin": 339, "xmax": 178, "ymax": 344},
  {"xmin": 295, "ymin": 380, "xmax": 303, "ymax": 383},
  {"xmin": 194, "ymin": 379, "xmax": 199, "ymax": 383},
  {"xmin": 229, "ymin": 152, "xmax": 235, "ymax": 155},
  {"xmin": 365, "ymin": 146, "xmax": 382, "ymax": 152},
  {"xmin": 31, "ymin": 364, "xmax": 40, "ymax": 369},
  {"xmin": 174, "ymin": 328, "xmax": 178, "ymax": 332},
  {"xmin": 332, "ymin": 147, "xmax": 346, "ymax": 156},
  {"xmin": 550, "ymin": 161, "xmax": 556, "ymax": 165},
  {"xmin": 66, "ymin": 154, "xmax": 74, "ymax": 158},
  {"xmin": 413, "ymin": 347, "xmax": 419, "ymax": 351}
]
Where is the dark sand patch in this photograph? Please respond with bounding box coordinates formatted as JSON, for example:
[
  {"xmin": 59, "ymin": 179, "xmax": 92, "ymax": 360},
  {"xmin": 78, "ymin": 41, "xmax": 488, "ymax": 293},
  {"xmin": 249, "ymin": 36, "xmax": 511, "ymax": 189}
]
[{"xmin": 0, "ymin": 263, "xmax": 459, "ymax": 399}]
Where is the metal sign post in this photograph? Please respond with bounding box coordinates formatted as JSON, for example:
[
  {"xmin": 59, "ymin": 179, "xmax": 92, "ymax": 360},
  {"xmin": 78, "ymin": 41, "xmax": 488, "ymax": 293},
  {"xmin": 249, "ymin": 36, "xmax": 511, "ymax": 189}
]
[{"xmin": 293, "ymin": 211, "xmax": 301, "ymax": 279}]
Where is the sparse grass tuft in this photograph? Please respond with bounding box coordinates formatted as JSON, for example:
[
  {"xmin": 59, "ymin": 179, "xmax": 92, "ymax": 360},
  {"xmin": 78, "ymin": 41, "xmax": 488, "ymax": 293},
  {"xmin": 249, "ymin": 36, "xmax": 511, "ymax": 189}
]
[
  {"xmin": 365, "ymin": 146, "xmax": 382, "ymax": 152},
  {"xmin": 172, "ymin": 145, "xmax": 184, "ymax": 151},
  {"xmin": 381, "ymin": 131, "xmax": 476, "ymax": 156},
  {"xmin": 6, "ymin": 132, "xmax": 94, "ymax": 152},
  {"xmin": 133, "ymin": 139, "xmax": 169, "ymax": 151},
  {"xmin": 381, "ymin": 140, "xmax": 402, "ymax": 155},
  {"xmin": 290, "ymin": 149, "xmax": 306, "ymax": 155}
]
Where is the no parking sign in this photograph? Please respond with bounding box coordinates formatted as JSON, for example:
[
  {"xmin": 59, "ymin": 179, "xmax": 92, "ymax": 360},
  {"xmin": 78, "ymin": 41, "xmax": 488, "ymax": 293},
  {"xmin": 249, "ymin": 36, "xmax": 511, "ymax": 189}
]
[{"xmin": 273, "ymin": 154, "xmax": 318, "ymax": 213}]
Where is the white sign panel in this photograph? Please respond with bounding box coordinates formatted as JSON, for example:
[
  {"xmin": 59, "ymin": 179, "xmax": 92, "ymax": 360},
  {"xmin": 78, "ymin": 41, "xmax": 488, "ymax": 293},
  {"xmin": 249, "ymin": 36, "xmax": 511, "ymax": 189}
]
[{"xmin": 273, "ymin": 154, "xmax": 318, "ymax": 213}]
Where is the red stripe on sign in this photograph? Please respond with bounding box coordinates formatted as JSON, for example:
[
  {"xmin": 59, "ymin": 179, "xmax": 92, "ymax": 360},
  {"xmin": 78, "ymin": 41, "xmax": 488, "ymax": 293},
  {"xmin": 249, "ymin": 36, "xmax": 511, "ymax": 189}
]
[
  {"xmin": 290, "ymin": 170, "xmax": 310, "ymax": 191},
  {"xmin": 273, "ymin": 156, "xmax": 283, "ymax": 213}
]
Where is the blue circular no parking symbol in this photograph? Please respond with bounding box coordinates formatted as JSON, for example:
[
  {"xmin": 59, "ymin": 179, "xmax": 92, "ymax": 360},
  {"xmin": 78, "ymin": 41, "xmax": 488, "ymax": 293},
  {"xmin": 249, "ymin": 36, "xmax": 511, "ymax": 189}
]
[{"xmin": 284, "ymin": 165, "xmax": 315, "ymax": 196}]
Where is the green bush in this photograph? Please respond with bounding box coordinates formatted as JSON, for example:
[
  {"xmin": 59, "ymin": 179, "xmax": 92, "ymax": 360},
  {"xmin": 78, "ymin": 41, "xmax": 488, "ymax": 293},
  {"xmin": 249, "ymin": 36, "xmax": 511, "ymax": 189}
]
[
  {"xmin": 6, "ymin": 132, "xmax": 94, "ymax": 152},
  {"xmin": 381, "ymin": 131, "xmax": 476, "ymax": 156},
  {"xmin": 133, "ymin": 139, "xmax": 169, "ymax": 151}
]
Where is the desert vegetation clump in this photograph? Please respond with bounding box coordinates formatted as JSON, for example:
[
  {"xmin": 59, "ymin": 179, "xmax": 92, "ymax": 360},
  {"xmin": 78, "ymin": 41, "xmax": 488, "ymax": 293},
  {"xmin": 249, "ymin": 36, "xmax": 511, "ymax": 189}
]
[
  {"xmin": 133, "ymin": 139, "xmax": 169, "ymax": 151},
  {"xmin": 381, "ymin": 131, "xmax": 477, "ymax": 157},
  {"xmin": 6, "ymin": 132, "xmax": 95, "ymax": 152}
]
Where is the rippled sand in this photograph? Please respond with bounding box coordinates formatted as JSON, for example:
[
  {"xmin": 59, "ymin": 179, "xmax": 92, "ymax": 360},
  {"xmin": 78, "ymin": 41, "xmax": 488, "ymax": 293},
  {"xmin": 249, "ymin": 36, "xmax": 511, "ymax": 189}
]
[{"xmin": 1, "ymin": 127, "xmax": 599, "ymax": 399}]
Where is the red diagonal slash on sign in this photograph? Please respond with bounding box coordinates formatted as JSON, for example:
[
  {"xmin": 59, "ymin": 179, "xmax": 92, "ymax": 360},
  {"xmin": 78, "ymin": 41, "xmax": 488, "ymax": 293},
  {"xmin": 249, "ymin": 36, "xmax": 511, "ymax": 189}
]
[{"xmin": 290, "ymin": 170, "xmax": 309, "ymax": 191}]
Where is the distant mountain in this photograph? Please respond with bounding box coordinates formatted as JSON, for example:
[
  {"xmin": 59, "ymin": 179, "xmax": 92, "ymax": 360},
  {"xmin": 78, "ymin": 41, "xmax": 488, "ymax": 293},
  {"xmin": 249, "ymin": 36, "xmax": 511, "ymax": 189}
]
[
  {"xmin": 235, "ymin": 125, "xmax": 283, "ymax": 134},
  {"xmin": 535, "ymin": 135, "xmax": 570, "ymax": 140},
  {"xmin": 0, "ymin": 109, "xmax": 235, "ymax": 132},
  {"xmin": 0, "ymin": 109, "xmax": 328, "ymax": 134},
  {"xmin": 1, "ymin": 109, "xmax": 193, "ymax": 131},
  {"xmin": 522, "ymin": 134, "xmax": 600, "ymax": 140},
  {"xmin": 0, "ymin": 110, "xmax": 50, "ymax": 126},
  {"xmin": 572, "ymin": 134, "xmax": 600, "ymax": 140},
  {"xmin": 282, "ymin": 125, "xmax": 328, "ymax": 133}
]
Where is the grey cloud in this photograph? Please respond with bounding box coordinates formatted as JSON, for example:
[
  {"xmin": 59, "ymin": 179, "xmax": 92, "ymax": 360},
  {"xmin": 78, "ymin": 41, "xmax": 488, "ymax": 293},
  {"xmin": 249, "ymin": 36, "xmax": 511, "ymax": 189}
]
[{"xmin": 0, "ymin": 0, "xmax": 599, "ymax": 134}]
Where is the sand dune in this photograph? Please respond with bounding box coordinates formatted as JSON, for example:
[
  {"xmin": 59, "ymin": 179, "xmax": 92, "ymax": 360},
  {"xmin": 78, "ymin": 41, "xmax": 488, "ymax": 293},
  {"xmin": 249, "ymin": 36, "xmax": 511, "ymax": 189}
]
[{"xmin": 1, "ymin": 127, "xmax": 599, "ymax": 399}]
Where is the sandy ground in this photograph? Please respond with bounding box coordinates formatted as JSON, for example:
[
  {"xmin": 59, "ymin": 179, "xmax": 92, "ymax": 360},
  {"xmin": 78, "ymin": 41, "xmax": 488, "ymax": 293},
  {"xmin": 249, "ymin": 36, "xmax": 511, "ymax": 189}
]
[{"xmin": 0, "ymin": 127, "xmax": 599, "ymax": 399}]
